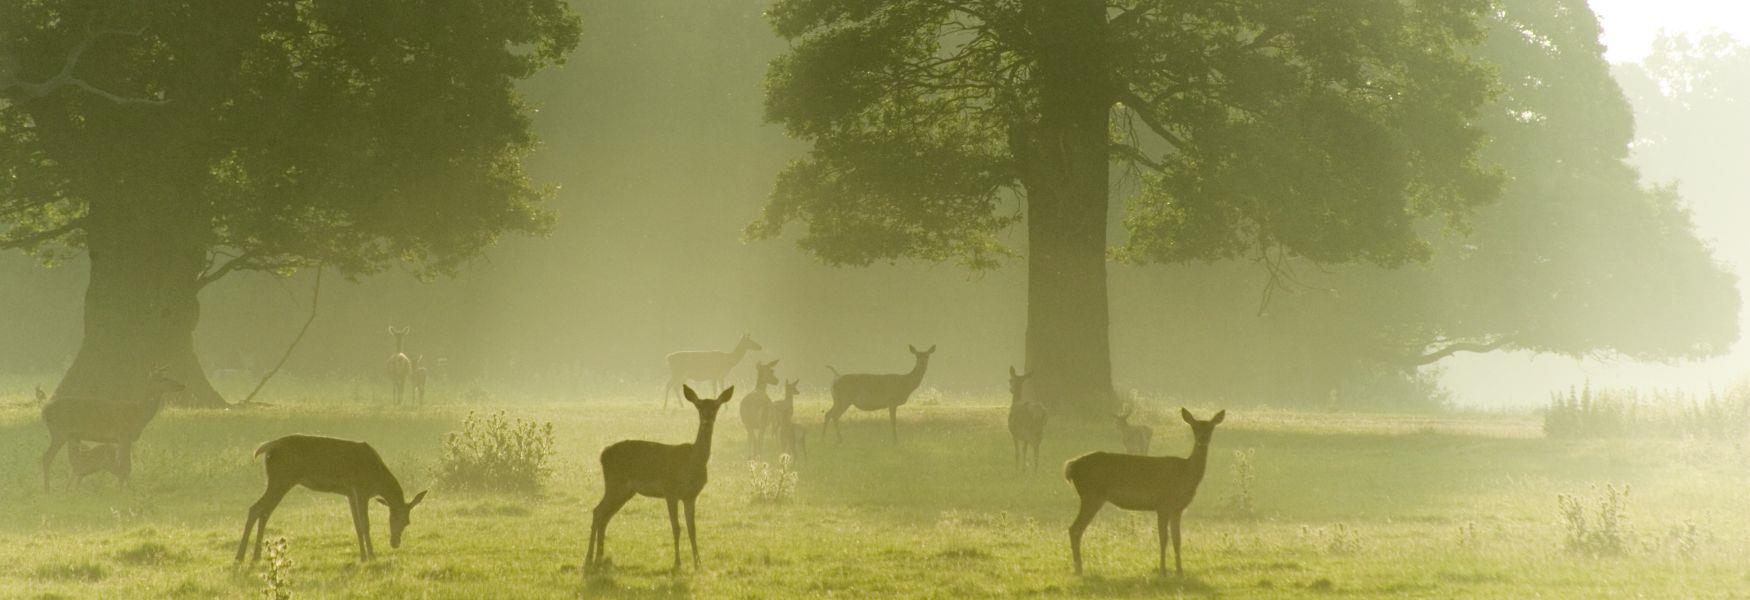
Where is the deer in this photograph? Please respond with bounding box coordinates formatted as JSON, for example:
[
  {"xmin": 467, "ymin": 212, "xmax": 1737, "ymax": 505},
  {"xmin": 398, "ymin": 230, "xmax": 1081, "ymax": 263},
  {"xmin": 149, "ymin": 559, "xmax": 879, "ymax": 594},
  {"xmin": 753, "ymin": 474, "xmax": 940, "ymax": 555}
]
[
  {"xmin": 586, "ymin": 385, "xmax": 734, "ymax": 573},
  {"xmin": 1006, "ymin": 367, "xmax": 1047, "ymax": 472},
  {"xmin": 236, "ymin": 434, "xmax": 428, "ymax": 563},
  {"xmin": 738, "ymin": 360, "xmax": 778, "ymax": 457},
  {"xmin": 410, "ymin": 355, "xmax": 428, "ymax": 403},
  {"xmin": 824, "ymin": 344, "xmax": 936, "ymax": 444},
  {"xmin": 386, "ymin": 326, "xmax": 413, "ymax": 404},
  {"xmin": 40, "ymin": 366, "xmax": 186, "ymax": 490},
  {"xmin": 772, "ymin": 379, "xmax": 806, "ymax": 459},
  {"xmin": 1115, "ymin": 402, "xmax": 1153, "ymax": 455},
  {"xmin": 34, "ymin": 385, "xmax": 47, "ymax": 404},
  {"xmin": 66, "ymin": 442, "xmax": 122, "ymax": 489},
  {"xmin": 663, "ymin": 334, "xmax": 760, "ymax": 410},
  {"xmin": 1065, "ymin": 408, "xmax": 1226, "ymax": 576}
]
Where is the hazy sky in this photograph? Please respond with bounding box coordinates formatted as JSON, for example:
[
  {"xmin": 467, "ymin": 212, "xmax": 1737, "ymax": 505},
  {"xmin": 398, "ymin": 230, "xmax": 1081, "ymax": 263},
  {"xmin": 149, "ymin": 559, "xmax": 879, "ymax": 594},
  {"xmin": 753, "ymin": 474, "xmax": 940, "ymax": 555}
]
[{"xmin": 1591, "ymin": 0, "xmax": 1750, "ymax": 62}]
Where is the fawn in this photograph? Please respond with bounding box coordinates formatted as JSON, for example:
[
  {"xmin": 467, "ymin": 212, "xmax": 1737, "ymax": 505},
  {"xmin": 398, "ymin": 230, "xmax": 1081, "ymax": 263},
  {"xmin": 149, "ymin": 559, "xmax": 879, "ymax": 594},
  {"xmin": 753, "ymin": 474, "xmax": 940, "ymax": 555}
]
[
  {"xmin": 41, "ymin": 366, "xmax": 185, "ymax": 490},
  {"xmin": 1065, "ymin": 408, "xmax": 1226, "ymax": 575},
  {"xmin": 824, "ymin": 344, "xmax": 935, "ymax": 444},
  {"xmin": 236, "ymin": 435, "xmax": 428, "ymax": 562},
  {"xmin": 1114, "ymin": 403, "xmax": 1153, "ymax": 455},
  {"xmin": 772, "ymin": 379, "xmax": 806, "ymax": 459},
  {"xmin": 386, "ymin": 327, "xmax": 412, "ymax": 404},
  {"xmin": 663, "ymin": 334, "xmax": 760, "ymax": 409},
  {"xmin": 1005, "ymin": 367, "xmax": 1046, "ymax": 472},
  {"xmin": 739, "ymin": 360, "xmax": 779, "ymax": 456},
  {"xmin": 587, "ymin": 385, "xmax": 734, "ymax": 572}
]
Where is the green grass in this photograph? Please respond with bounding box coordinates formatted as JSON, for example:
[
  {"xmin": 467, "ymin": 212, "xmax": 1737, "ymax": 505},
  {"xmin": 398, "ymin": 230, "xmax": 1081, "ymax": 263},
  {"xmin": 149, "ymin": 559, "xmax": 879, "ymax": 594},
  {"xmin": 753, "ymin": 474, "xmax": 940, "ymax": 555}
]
[{"xmin": 2, "ymin": 389, "xmax": 1748, "ymax": 598}]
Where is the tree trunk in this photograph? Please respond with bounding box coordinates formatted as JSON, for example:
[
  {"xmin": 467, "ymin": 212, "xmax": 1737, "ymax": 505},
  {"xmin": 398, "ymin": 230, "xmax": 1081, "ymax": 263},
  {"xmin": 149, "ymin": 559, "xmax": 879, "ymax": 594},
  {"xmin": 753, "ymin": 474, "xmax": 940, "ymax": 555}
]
[
  {"xmin": 55, "ymin": 204, "xmax": 225, "ymax": 408},
  {"xmin": 1017, "ymin": 0, "xmax": 1116, "ymax": 414}
]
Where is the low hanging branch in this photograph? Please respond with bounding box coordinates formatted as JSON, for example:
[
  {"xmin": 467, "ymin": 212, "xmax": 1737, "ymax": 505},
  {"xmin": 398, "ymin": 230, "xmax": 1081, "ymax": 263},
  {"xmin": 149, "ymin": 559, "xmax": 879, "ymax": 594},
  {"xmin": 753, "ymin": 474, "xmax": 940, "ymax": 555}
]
[
  {"xmin": 240, "ymin": 266, "xmax": 323, "ymax": 406},
  {"xmin": 0, "ymin": 26, "xmax": 167, "ymax": 106},
  {"xmin": 1383, "ymin": 336, "xmax": 1516, "ymax": 369}
]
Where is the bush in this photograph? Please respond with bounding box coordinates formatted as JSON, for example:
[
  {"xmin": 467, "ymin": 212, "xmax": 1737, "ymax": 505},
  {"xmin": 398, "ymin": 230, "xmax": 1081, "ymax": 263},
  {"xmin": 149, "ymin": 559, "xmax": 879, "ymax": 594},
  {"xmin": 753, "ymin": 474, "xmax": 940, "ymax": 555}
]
[
  {"xmin": 259, "ymin": 537, "xmax": 293, "ymax": 600},
  {"xmin": 1225, "ymin": 448, "xmax": 1258, "ymax": 517},
  {"xmin": 748, "ymin": 454, "xmax": 799, "ymax": 504},
  {"xmin": 1557, "ymin": 484, "xmax": 1630, "ymax": 557},
  {"xmin": 1543, "ymin": 381, "xmax": 1750, "ymax": 440},
  {"xmin": 438, "ymin": 411, "xmax": 556, "ymax": 493}
]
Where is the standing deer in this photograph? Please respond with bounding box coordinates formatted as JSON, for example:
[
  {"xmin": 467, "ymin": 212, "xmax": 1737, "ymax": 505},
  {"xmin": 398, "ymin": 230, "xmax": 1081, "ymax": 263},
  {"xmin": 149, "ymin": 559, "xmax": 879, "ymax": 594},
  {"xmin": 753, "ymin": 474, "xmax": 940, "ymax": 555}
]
[
  {"xmin": 663, "ymin": 334, "xmax": 760, "ymax": 409},
  {"xmin": 772, "ymin": 379, "xmax": 806, "ymax": 459},
  {"xmin": 738, "ymin": 360, "xmax": 778, "ymax": 457},
  {"xmin": 1115, "ymin": 403, "xmax": 1153, "ymax": 455},
  {"xmin": 1006, "ymin": 367, "xmax": 1046, "ymax": 472},
  {"xmin": 41, "ymin": 366, "xmax": 186, "ymax": 490},
  {"xmin": 410, "ymin": 355, "xmax": 428, "ymax": 403},
  {"xmin": 1065, "ymin": 408, "xmax": 1226, "ymax": 576},
  {"xmin": 824, "ymin": 344, "xmax": 936, "ymax": 444},
  {"xmin": 586, "ymin": 386, "xmax": 734, "ymax": 572},
  {"xmin": 67, "ymin": 442, "xmax": 121, "ymax": 489},
  {"xmin": 236, "ymin": 435, "xmax": 428, "ymax": 563},
  {"xmin": 386, "ymin": 326, "xmax": 412, "ymax": 404}
]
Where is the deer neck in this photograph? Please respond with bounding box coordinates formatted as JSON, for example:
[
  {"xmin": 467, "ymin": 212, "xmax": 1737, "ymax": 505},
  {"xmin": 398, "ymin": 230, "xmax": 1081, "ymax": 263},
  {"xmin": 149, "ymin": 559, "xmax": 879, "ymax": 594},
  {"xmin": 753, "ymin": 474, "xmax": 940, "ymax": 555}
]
[
  {"xmin": 1186, "ymin": 437, "xmax": 1212, "ymax": 481},
  {"xmin": 688, "ymin": 418, "xmax": 717, "ymax": 471},
  {"xmin": 905, "ymin": 360, "xmax": 928, "ymax": 385}
]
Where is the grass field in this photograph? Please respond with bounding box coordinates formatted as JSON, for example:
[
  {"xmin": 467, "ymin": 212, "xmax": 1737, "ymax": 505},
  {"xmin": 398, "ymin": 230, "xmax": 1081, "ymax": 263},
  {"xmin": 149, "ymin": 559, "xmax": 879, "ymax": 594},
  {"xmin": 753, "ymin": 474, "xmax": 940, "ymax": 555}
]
[{"xmin": 1, "ymin": 382, "xmax": 1748, "ymax": 598}]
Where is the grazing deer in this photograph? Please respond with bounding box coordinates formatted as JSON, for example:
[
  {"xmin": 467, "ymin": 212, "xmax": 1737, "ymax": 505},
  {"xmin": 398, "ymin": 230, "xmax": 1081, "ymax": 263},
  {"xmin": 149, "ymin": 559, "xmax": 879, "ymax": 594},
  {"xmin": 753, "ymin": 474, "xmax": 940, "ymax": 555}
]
[
  {"xmin": 772, "ymin": 379, "xmax": 805, "ymax": 459},
  {"xmin": 824, "ymin": 344, "xmax": 936, "ymax": 444},
  {"xmin": 1006, "ymin": 367, "xmax": 1046, "ymax": 472},
  {"xmin": 236, "ymin": 435, "xmax": 428, "ymax": 563},
  {"xmin": 1115, "ymin": 403, "xmax": 1153, "ymax": 455},
  {"xmin": 663, "ymin": 334, "xmax": 760, "ymax": 409},
  {"xmin": 40, "ymin": 366, "xmax": 186, "ymax": 490},
  {"xmin": 67, "ymin": 442, "xmax": 121, "ymax": 489},
  {"xmin": 386, "ymin": 326, "xmax": 412, "ymax": 404},
  {"xmin": 410, "ymin": 355, "xmax": 428, "ymax": 403},
  {"xmin": 1065, "ymin": 408, "xmax": 1226, "ymax": 576},
  {"xmin": 738, "ymin": 360, "xmax": 778, "ymax": 457},
  {"xmin": 587, "ymin": 386, "xmax": 734, "ymax": 572}
]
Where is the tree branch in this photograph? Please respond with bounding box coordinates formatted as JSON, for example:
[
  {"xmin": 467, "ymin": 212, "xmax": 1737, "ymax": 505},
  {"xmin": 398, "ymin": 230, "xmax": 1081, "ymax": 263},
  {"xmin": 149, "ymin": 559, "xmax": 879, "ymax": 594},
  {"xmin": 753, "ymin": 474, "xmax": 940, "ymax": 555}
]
[
  {"xmin": 0, "ymin": 220, "xmax": 80, "ymax": 250},
  {"xmin": 0, "ymin": 26, "xmax": 167, "ymax": 106},
  {"xmin": 1388, "ymin": 336, "xmax": 1515, "ymax": 368},
  {"xmin": 197, "ymin": 250, "xmax": 259, "ymax": 287},
  {"xmin": 1115, "ymin": 88, "xmax": 1189, "ymax": 150},
  {"xmin": 1110, "ymin": 141, "xmax": 1166, "ymax": 171},
  {"xmin": 240, "ymin": 266, "xmax": 323, "ymax": 406}
]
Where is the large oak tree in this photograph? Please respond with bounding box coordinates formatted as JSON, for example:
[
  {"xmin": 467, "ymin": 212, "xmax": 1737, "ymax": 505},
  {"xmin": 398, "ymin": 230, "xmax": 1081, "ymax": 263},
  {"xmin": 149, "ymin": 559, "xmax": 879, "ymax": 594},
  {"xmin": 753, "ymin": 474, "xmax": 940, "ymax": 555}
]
[
  {"xmin": 752, "ymin": 0, "xmax": 1501, "ymax": 411},
  {"xmin": 0, "ymin": 1, "xmax": 581, "ymax": 406}
]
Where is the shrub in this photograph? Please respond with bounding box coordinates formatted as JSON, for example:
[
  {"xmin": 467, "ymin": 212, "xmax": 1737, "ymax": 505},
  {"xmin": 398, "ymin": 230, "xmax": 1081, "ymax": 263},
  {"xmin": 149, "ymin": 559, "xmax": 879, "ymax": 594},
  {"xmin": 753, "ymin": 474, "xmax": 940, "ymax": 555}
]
[
  {"xmin": 748, "ymin": 454, "xmax": 799, "ymax": 504},
  {"xmin": 260, "ymin": 537, "xmax": 293, "ymax": 600},
  {"xmin": 1557, "ymin": 484, "xmax": 1630, "ymax": 557},
  {"xmin": 1544, "ymin": 380, "xmax": 1750, "ymax": 440},
  {"xmin": 438, "ymin": 411, "xmax": 557, "ymax": 493}
]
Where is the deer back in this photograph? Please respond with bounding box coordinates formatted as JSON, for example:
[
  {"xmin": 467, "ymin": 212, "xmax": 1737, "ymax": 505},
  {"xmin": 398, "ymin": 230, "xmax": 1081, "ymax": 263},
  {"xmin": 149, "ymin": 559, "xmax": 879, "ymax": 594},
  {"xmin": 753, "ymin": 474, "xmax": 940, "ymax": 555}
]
[
  {"xmin": 43, "ymin": 395, "xmax": 163, "ymax": 443},
  {"xmin": 257, "ymin": 435, "xmax": 402, "ymax": 497}
]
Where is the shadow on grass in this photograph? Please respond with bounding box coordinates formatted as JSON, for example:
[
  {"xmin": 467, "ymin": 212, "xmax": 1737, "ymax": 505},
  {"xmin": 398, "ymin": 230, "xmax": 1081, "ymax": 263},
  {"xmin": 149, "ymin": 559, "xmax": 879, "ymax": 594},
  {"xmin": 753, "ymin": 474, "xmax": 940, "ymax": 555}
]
[
  {"xmin": 1074, "ymin": 572, "xmax": 1217, "ymax": 598},
  {"xmin": 580, "ymin": 561, "xmax": 695, "ymax": 598}
]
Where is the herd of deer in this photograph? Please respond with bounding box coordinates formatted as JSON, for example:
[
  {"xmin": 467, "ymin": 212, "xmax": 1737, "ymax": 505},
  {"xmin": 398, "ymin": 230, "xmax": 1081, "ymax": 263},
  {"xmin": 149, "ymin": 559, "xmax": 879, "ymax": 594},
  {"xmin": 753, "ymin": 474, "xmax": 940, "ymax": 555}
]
[{"xmin": 34, "ymin": 333, "xmax": 1225, "ymax": 579}]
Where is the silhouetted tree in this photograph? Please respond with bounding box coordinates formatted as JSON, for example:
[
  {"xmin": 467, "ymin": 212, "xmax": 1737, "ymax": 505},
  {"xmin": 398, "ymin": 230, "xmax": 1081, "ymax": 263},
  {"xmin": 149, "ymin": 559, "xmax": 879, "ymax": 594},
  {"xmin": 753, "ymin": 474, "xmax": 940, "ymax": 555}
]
[
  {"xmin": 0, "ymin": 1, "xmax": 581, "ymax": 406},
  {"xmin": 752, "ymin": 0, "xmax": 1503, "ymax": 411}
]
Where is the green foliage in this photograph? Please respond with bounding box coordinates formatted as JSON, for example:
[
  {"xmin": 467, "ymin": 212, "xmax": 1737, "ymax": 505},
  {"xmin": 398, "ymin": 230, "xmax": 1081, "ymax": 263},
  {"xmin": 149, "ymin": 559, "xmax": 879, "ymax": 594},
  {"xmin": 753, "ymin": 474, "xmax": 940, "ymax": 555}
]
[
  {"xmin": 0, "ymin": 0, "xmax": 582, "ymax": 278},
  {"xmin": 1225, "ymin": 448, "xmax": 1258, "ymax": 517},
  {"xmin": 438, "ymin": 411, "xmax": 556, "ymax": 494},
  {"xmin": 1558, "ymin": 485, "xmax": 1630, "ymax": 557},
  {"xmin": 756, "ymin": 0, "xmax": 1501, "ymax": 270},
  {"xmin": 1543, "ymin": 382, "xmax": 1750, "ymax": 440}
]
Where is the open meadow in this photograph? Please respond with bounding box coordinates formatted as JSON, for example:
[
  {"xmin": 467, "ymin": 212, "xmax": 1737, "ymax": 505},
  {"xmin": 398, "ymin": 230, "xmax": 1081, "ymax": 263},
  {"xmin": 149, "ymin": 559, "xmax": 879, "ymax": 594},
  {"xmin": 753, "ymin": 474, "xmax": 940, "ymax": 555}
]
[{"xmin": 2, "ymin": 382, "xmax": 1748, "ymax": 599}]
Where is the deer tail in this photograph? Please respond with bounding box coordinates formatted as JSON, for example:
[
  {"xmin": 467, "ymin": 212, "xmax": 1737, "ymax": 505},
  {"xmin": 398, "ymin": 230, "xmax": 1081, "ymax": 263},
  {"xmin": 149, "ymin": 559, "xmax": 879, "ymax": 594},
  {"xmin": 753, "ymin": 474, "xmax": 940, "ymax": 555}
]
[
  {"xmin": 826, "ymin": 366, "xmax": 841, "ymax": 379},
  {"xmin": 253, "ymin": 438, "xmax": 285, "ymax": 459}
]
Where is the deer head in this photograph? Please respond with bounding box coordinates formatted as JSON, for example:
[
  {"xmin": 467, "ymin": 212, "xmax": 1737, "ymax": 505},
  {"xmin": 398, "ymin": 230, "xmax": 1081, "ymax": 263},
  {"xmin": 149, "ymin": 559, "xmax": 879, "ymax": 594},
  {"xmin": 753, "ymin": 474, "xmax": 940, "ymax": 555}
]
[
  {"xmin": 376, "ymin": 490, "xmax": 428, "ymax": 549},
  {"xmin": 756, "ymin": 360, "xmax": 780, "ymax": 388},
  {"xmin": 737, "ymin": 334, "xmax": 762, "ymax": 353},
  {"xmin": 1112, "ymin": 403, "xmax": 1136, "ymax": 430},
  {"xmin": 1180, "ymin": 408, "xmax": 1226, "ymax": 446},
  {"xmin": 1007, "ymin": 366, "xmax": 1031, "ymax": 402},
  {"xmin": 908, "ymin": 344, "xmax": 937, "ymax": 369},
  {"xmin": 783, "ymin": 379, "xmax": 800, "ymax": 400},
  {"xmin": 683, "ymin": 385, "xmax": 735, "ymax": 421}
]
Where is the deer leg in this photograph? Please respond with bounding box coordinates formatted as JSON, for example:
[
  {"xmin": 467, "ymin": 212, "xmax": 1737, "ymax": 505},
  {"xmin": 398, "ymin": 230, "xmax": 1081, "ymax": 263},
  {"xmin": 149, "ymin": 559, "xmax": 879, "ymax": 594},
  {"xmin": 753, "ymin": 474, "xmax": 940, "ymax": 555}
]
[
  {"xmin": 1156, "ymin": 511, "xmax": 1170, "ymax": 574},
  {"xmin": 115, "ymin": 441, "xmax": 134, "ymax": 488},
  {"xmin": 588, "ymin": 487, "xmax": 634, "ymax": 567},
  {"xmin": 824, "ymin": 403, "xmax": 848, "ymax": 443},
  {"xmin": 684, "ymin": 498, "xmax": 700, "ymax": 569},
  {"xmin": 348, "ymin": 493, "xmax": 369, "ymax": 562},
  {"xmin": 41, "ymin": 435, "xmax": 66, "ymax": 491},
  {"xmin": 889, "ymin": 407, "xmax": 899, "ymax": 445},
  {"xmin": 1068, "ymin": 495, "xmax": 1104, "ymax": 575},
  {"xmin": 361, "ymin": 495, "xmax": 375, "ymax": 560},
  {"xmin": 666, "ymin": 498, "xmax": 682, "ymax": 571},
  {"xmin": 1170, "ymin": 512, "xmax": 1183, "ymax": 576},
  {"xmin": 241, "ymin": 480, "xmax": 295, "ymax": 562}
]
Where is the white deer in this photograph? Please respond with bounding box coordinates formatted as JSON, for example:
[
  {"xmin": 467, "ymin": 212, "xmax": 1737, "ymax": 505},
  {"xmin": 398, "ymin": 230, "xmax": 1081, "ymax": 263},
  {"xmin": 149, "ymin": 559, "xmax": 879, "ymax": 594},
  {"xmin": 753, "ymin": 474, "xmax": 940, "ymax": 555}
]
[{"xmin": 662, "ymin": 334, "xmax": 760, "ymax": 410}]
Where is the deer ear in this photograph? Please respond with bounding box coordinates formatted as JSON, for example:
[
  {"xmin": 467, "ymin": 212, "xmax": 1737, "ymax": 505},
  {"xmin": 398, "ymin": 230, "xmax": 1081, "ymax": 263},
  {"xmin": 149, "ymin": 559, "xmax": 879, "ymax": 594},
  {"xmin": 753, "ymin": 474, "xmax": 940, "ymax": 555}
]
[
  {"xmin": 683, "ymin": 386, "xmax": 701, "ymax": 404},
  {"xmin": 717, "ymin": 386, "xmax": 735, "ymax": 403},
  {"xmin": 410, "ymin": 490, "xmax": 428, "ymax": 508},
  {"xmin": 1211, "ymin": 410, "xmax": 1226, "ymax": 425},
  {"xmin": 1180, "ymin": 408, "xmax": 1195, "ymax": 424},
  {"xmin": 909, "ymin": 344, "xmax": 919, "ymax": 353},
  {"xmin": 928, "ymin": 345, "xmax": 937, "ymax": 353}
]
